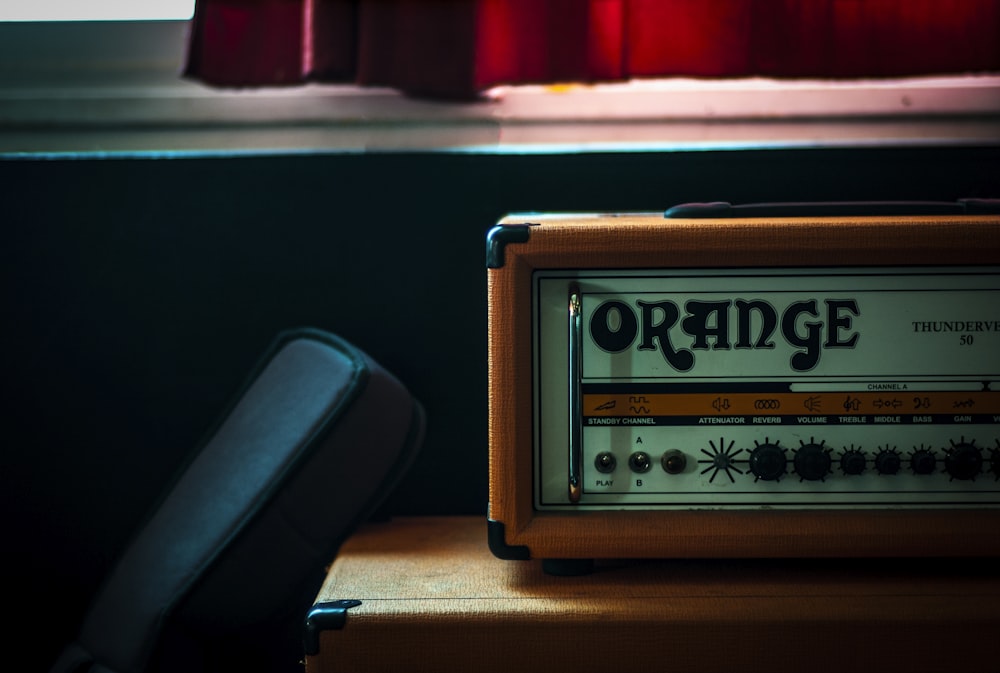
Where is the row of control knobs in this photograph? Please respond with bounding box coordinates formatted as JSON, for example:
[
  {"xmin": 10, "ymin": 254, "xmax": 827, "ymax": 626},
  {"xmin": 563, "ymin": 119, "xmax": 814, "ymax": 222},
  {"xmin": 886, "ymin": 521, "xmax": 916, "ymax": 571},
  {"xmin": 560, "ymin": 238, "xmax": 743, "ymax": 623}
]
[
  {"xmin": 597, "ymin": 438, "xmax": 1000, "ymax": 482},
  {"xmin": 745, "ymin": 438, "xmax": 998, "ymax": 482}
]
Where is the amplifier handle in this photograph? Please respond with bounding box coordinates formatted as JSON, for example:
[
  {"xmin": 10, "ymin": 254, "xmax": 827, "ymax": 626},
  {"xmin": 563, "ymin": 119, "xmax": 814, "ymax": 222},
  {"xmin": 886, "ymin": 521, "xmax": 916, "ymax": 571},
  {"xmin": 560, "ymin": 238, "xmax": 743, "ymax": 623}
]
[
  {"xmin": 664, "ymin": 198, "xmax": 1000, "ymax": 219},
  {"xmin": 568, "ymin": 285, "xmax": 583, "ymax": 504}
]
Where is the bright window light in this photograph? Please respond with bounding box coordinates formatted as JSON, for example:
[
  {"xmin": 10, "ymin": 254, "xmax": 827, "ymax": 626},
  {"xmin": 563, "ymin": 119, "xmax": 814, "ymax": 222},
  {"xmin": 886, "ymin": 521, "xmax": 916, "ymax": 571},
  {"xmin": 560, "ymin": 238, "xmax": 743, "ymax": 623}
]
[{"xmin": 0, "ymin": 1, "xmax": 195, "ymax": 21}]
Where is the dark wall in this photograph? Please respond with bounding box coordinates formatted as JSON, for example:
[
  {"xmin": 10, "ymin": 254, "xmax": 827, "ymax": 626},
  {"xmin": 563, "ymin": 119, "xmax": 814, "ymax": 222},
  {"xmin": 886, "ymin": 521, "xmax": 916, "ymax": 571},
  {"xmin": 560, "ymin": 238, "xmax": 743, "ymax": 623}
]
[{"xmin": 2, "ymin": 146, "xmax": 997, "ymax": 668}]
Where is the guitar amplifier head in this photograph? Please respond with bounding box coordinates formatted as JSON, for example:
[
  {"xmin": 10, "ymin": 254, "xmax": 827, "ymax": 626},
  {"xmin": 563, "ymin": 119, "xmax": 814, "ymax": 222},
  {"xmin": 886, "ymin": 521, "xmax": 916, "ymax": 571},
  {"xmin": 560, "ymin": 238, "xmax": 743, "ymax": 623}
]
[{"xmin": 486, "ymin": 200, "xmax": 1000, "ymax": 566}]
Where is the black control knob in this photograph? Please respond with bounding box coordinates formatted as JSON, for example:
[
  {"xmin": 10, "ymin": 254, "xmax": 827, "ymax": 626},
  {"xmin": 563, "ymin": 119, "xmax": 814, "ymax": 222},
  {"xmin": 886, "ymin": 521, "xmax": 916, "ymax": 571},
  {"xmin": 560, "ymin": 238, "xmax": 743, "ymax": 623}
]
[
  {"xmin": 909, "ymin": 446, "xmax": 937, "ymax": 475},
  {"xmin": 991, "ymin": 445, "xmax": 1000, "ymax": 481},
  {"xmin": 874, "ymin": 447, "xmax": 901, "ymax": 475},
  {"xmin": 661, "ymin": 449, "xmax": 687, "ymax": 474},
  {"xmin": 793, "ymin": 439, "xmax": 832, "ymax": 481},
  {"xmin": 748, "ymin": 440, "xmax": 787, "ymax": 482},
  {"xmin": 840, "ymin": 446, "xmax": 867, "ymax": 475},
  {"xmin": 944, "ymin": 439, "xmax": 982, "ymax": 481}
]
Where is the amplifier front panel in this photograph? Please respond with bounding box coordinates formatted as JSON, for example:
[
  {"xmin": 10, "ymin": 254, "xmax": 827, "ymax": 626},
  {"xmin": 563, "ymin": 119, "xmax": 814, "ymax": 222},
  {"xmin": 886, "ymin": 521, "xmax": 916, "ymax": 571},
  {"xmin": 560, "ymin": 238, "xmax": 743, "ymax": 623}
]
[{"xmin": 533, "ymin": 266, "xmax": 1000, "ymax": 510}]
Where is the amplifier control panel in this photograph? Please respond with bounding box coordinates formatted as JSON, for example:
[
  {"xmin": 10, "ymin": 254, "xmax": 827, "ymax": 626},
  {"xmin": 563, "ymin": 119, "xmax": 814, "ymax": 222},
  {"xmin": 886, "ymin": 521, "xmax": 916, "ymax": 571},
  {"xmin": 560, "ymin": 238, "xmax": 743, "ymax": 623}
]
[{"xmin": 533, "ymin": 267, "xmax": 1000, "ymax": 509}]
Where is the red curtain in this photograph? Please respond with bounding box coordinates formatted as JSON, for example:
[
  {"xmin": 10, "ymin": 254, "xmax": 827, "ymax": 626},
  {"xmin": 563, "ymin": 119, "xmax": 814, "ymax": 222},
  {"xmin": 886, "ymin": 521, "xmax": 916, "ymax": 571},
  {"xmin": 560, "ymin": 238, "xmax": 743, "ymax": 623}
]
[{"xmin": 184, "ymin": 0, "xmax": 1000, "ymax": 100}]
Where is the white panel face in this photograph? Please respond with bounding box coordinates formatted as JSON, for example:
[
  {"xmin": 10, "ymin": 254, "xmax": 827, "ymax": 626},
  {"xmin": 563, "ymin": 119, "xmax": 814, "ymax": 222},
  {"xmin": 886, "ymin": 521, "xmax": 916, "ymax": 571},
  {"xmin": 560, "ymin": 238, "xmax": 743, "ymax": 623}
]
[{"xmin": 533, "ymin": 267, "xmax": 1000, "ymax": 510}]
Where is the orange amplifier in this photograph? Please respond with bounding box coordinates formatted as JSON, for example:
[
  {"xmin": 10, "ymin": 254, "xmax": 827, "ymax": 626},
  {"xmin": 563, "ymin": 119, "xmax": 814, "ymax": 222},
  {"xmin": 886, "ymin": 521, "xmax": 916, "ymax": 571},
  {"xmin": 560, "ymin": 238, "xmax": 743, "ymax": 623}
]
[{"xmin": 486, "ymin": 200, "xmax": 1000, "ymax": 570}]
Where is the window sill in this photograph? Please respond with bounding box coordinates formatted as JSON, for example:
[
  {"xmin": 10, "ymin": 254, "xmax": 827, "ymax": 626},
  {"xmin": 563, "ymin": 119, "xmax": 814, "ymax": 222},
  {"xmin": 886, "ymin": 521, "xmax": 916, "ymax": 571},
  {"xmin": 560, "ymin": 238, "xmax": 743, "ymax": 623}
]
[{"xmin": 1, "ymin": 20, "xmax": 998, "ymax": 157}]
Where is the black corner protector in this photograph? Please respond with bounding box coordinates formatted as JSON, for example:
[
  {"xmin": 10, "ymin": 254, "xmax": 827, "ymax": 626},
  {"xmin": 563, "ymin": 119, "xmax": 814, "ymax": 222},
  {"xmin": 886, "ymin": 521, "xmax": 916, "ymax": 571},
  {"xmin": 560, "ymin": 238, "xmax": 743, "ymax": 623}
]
[
  {"xmin": 303, "ymin": 600, "xmax": 362, "ymax": 656},
  {"xmin": 486, "ymin": 224, "xmax": 532, "ymax": 269},
  {"xmin": 487, "ymin": 519, "xmax": 531, "ymax": 560}
]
